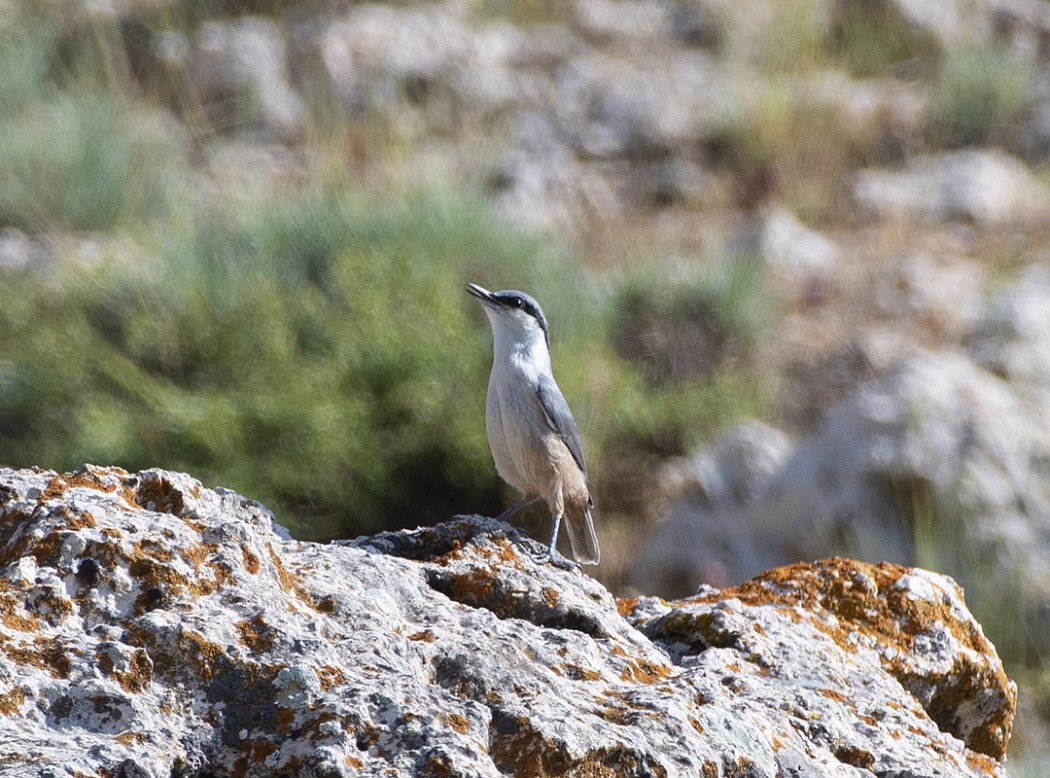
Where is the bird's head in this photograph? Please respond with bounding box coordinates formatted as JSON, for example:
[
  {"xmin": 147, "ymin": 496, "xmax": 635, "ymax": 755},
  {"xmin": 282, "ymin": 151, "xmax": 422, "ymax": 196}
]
[{"xmin": 466, "ymin": 282, "xmax": 550, "ymax": 350}]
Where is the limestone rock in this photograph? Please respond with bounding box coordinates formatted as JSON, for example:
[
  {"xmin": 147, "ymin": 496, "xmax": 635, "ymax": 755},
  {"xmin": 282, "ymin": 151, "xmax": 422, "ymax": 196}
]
[
  {"xmin": 625, "ymin": 558, "xmax": 1017, "ymax": 763},
  {"xmin": 968, "ymin": 264, "xmax": 1050, "ymax": 383},
  {"xmin": 853, "ymin": 149, "xmax": 1050, "ymax": 225},
  {"xmin": 0, "ymin": 466, "xmax": 1015, "ymax": 776},
  {"xmin": 631, "ymin": 270, "xmax": 1050, "ymax": 671},
  {"xmin": 189, "ymin": 17, "xmax": 305, "ymax": 141},
  {"xmin": 320, "ymin": 4, "xmax": 520, "ymax": 125}
]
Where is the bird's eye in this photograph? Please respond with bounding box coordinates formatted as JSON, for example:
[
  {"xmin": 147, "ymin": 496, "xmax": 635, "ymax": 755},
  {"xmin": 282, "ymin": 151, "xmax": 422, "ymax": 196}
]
[{"xmin": 512, "ymin": 298, "xmax": 523, "ymax": 308}]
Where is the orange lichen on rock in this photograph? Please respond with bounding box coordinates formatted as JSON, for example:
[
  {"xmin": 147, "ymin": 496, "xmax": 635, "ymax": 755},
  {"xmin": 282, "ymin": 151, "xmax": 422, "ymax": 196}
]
[
  {"xmin": 615, "ymin": 597, "xmax": 639, "ymax": 618},
  {"xmin": 445, "ymin": 712, "xmax": 470, "ymax": 733},
  {"xmin": 682, "ymin": 558, "xmax": 1016, "ymax": 760},
  {"xmin": 113, "ymin": 650, "xmax": 153, "ymax": 693},
  {"xmin": 236, "ymin": 614, "xmax": 277, "ymax": 654},
  {"xmin": 564, "ymin": 664, "xmax": 602, "ymax": 682},
  {"xmin": 0, "ymin": 592, "xmax": 40, "ymax": 632},
  {"xmin": 267, "ymin": 544, "xmax": 313, "ymax": 605},
  {"xmin": 134, "ymin": 474, "xmax": 199, "ymax": 516},
  {"xmin": 2, "ymin": 635, "xmax": 73, "ymax": 679},
  {"xmin": 241, "ymin": 546, "xmax": 260, "ymax": 574},
  {"xmin": 41, "ymin": 467, "xmax": 131, "ymax": 503},
  {"xmin": 126, "ymin": 624, "xmax": 226, "ymax": 684},
  {"xmin": 272, "ymin": 707, "xmax": 295, "ymax": 735},
  {"xmin": 490, "ymin": 713, "xmax": 571, "ymax": 778},
  {"xmin": 0, "ymin": 686, "xmax": 26, "ymax": 715},
  {"xmin": 177, "ymin": 630, "xmax": 227, "ymax": 681},
  {"xmin": 618, "ymin": 657, "xmax": 672, "ymax": 684},
  {"xmin": 114, "ymin": 732, "xmax": 150, "ymax": 746},
  {"xmin": 480, "ymin": 537, "xmax": 523, "ymax": 568},
  {"xmin": 448, "ymin": 569, "xmax": 496, "ymax": 604},
  {"xmin": 317, "ymin": 665, "xmax": 345, "ymax": 691},
  {"xmin": 433, "ymin": 539, "xmax": 464, "ymax": 567}
]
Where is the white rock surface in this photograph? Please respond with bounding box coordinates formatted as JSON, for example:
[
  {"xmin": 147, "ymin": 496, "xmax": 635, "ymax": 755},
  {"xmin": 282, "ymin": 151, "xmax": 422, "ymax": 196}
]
[
  {"xmin": 0, "ymin": 466, "xmax": 1015, "ymax": 776},
  {"xmin": 189, "ymin": 17, "xmax": 304, "ymax": 141},
  {"xmin": 969, "ymin": 264, "xmax": 1050, "ymax": 383},
  {"xmin": 853, "ymin": 149, "xmax": 1050, "ymax": 225},
  {"xmin": 758, "ymin": 207, "xmax": 841, "ymax": 276}
]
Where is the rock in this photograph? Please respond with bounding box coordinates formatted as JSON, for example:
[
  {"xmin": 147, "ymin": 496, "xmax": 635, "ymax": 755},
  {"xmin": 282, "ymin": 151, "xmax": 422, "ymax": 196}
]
[
  {"xmin": 634, "ymin": 346, "xmax": 1050, "ymax": 588},
  {"xmin": 625, "ymin": 557, "xmax": 1017, "ymax": 763},
  {"xmin": 0, "ymin": 228, "xmax": 51, "ymax": 272},
  {"xmin": 573, "ymin": 0, "xmax": 669, "ymax": 44},
  {"xmin": 631, "ymin": 422, "xmax": 792, "ymax": 590},
  {"xmin": 320, "ymin": 4, "xmax": 519, "ymax": 126},
  {"xmin": 853, "ymin": 149, "xmax": 1050, "ymax": 225},
  {"xmin": 750, "ymin": 207, "xmax": 841, "ymax": 278},
  {"xmin": 968, "ymin": 264, "xmax": 1050, "ymax": 383},
  {"xmin": 488, "ymin": 145, "xmax": 618, "ymax": 233},
  {"xmin": 669, "ymin": 1, "xmax": 726, "ymax": 49},
  {"xmin": 632, "ymin": 283, "xmax": 1050, "ymax": 666},
  {"xmin": 872, "ymin": 250, "xmax": 986, "ymax": 338},
  {"xmin": 0, "ymin": 466, "xmax": 1015, "ymax": 776},
  {"xmin": 189, "ymin": 17, "xmax": 304, "ymax": 141}
]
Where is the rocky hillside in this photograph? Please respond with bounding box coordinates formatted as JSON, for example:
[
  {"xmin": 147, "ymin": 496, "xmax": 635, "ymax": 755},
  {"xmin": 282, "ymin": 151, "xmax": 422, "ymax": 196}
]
[{"xmin": 0, "ymin": 466, "xmax": 1017, "ymax": 776}]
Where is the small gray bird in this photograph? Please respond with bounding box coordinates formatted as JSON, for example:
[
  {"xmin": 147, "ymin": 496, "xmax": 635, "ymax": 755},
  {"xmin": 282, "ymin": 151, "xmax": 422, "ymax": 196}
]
[{"xmin": 467, "ymin": 282, "xmax": 600, "ymax": 566}]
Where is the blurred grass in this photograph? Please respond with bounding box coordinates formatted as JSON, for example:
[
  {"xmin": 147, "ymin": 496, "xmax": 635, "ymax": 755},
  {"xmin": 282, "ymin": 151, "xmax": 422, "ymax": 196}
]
[
  {"xmin": 828, "ymin": 0, "xmax": 939, "ymax": 78},
  {"xmin": 926, "ymin": 46, "xmax": 1031, "ymax": 148},
  {"xmin": 0, "ymin": 14, "xmax": 180, "ymax": 233}
]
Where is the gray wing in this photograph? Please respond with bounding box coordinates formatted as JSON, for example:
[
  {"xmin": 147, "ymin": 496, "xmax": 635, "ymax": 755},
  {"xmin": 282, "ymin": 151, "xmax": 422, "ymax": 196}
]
[{"xmin": 534, "ymin": 374, "xmax": 587, "ymax": 476}]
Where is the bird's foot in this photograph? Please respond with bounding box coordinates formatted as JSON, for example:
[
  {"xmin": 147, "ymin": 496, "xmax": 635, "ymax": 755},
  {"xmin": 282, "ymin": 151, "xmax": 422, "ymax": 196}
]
[{"xmin": 529, "ymin": 546, "xmax": 580, "ymax": 571}]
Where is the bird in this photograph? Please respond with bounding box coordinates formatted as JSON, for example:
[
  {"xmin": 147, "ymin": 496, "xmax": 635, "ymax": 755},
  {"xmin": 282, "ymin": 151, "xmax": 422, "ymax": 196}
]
[{"xmin": 466, "ymin": 282, "xmax": 600, "ymax": 566}]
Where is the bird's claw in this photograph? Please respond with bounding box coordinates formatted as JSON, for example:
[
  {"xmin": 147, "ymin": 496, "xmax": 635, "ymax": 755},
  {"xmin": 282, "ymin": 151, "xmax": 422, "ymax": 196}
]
[{"xmin": 529, "ymin": 546, "xmax": 580, "ymax": 571}]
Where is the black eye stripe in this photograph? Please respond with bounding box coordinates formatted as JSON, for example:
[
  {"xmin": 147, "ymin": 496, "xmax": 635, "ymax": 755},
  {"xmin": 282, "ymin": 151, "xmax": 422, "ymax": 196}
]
[{"xmin": 491, "ymin": 290, "xmax": 550, "ymax": 344}]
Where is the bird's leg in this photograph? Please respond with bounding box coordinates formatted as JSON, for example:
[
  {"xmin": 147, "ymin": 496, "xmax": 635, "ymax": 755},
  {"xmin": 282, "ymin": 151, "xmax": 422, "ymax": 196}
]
[
  {"xmin": 497, "ymin": 496, "xmax": 535, "ymax": 522},
  {"xmin": 529, "ymin": 513, "xmax": 579, "ymax": 570},
  {"xmin": 546, "ymin": 512, "xmax": 561, "ymax": 554}
]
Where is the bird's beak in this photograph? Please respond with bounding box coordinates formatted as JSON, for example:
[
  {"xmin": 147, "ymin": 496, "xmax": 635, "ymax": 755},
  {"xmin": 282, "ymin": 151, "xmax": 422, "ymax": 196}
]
[{"xmin": 466, "ymin": 282, "xmax": 496, "ymax": 306}]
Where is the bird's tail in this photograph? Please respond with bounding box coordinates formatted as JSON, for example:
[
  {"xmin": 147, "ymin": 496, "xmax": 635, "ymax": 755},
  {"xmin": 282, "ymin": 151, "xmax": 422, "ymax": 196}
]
[{"xmin": 564, "ymin": 499, "xmax": 600, "ymax": 565}]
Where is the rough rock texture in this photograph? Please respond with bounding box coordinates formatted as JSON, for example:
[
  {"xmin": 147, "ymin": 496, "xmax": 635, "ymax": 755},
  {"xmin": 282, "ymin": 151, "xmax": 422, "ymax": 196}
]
[{"xmin": 0, "ymin": 466, "xmax": 1015, "ymax": 776}]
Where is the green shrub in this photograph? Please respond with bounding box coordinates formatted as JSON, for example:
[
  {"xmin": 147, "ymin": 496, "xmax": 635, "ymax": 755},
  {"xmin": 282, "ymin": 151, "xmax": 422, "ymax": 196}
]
[
  {"xmin": 0, "ymin": 15, "xmax": 181, "ymax": 232},
  {"xmin": 828, "ymin": 0, "xmax": 938, "ymax": 77},
  {"xmin": 611, "ymin": 253, "xmax": 773, "ymax": 385},
  {"xmin": 601, "ymin": 255, "xmax": 775, "ymax": 460},
  {"xmin": 926, "ymin": 46, "xmax": 1030, "ymax": 148},
  {"xmin": 759, "ymin": 0, "xmax": 828, "ymax": 74}
]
